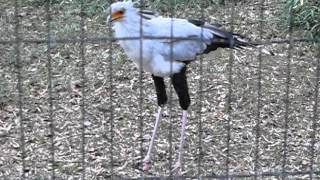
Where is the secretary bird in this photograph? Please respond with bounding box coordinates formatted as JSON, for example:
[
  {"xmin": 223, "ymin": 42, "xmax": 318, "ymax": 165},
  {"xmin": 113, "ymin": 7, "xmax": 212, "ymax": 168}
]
[{"xmin": 107, "ymin": 0, "xmax": 256, "ymax": 172}]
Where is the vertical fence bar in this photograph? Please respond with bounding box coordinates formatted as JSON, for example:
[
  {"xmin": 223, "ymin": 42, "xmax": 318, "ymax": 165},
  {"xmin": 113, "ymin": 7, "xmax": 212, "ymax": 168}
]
[
  {"xmin": 107, "ymin": 2, "xmax": 114, "ymax": 177},
  {"xmin": 254, "ymin": 0, "xmax": 265, "ymax": 179},
  {"xmin": 226, "ymin": 1, "xmax": 235, "ymax": 178},
  {"xmin": 138, "ymin": 0, "xmax": 144, "ymax": 177},
  {"xmin": 168, "ymin": 0, "xmax": 174, "ymax": 176},
  {"xmin": 14, "ymin": 0, "xmax": 26, "ymax": 178},
  {"xmin": 282, "ymin": 0, "xmax": 294, "ymax": 179},
  {"xmin": 309, "ymin": 46, "xmax": 320, "ymax": 179},
  {"xmin": 79, "ymin": 1, "xmax": 86, "ymax": 179},
  {"xmin": 197, "ymin": 0, "xmax": 205, "ymax": 177},
  {"xmin": 45, "ymin": 0, "xmax": 55, "ymax": 179}
]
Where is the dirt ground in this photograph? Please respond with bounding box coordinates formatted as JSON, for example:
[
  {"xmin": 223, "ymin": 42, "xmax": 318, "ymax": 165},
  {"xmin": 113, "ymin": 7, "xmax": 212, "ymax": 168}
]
[{"xmin": 0, "ymin": 0, "xmax": 319, "ymax": 179}]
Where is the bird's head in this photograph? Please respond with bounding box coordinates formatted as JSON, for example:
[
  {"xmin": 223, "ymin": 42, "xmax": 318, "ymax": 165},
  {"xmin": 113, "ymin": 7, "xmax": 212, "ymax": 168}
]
[{"xmin": 107, "ymin": 1, "xmax": 138, "ymax": 24}]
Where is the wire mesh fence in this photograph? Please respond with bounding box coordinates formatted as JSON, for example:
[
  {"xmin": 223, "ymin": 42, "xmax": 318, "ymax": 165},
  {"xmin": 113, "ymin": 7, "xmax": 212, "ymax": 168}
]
[{"xmin": 0, "ymin": 0, "xmax": 319, "ymax": 179}]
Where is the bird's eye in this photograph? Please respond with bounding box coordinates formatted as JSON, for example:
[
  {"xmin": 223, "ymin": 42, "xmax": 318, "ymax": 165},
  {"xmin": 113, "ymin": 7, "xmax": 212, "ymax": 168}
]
[{"xmin": 119, "ymin": 8, "xmax": 126, "ymax": 14}]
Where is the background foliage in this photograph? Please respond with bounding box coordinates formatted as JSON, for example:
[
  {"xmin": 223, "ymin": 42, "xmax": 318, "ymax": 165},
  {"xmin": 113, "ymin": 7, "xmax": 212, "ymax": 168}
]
[
  {"xmin": 30, "ymin": 0, "xmax": 319, "ymax": 42},
  {"xmin": 286, "ymin": 0, "xmax": 320, "ymax": 41}
]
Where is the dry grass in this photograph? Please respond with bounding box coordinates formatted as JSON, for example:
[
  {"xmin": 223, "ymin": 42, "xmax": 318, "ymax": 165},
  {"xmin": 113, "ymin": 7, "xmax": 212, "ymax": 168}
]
[{"xmin": 0, "ymin": 0, "xmax": 319, "ymax": 179}]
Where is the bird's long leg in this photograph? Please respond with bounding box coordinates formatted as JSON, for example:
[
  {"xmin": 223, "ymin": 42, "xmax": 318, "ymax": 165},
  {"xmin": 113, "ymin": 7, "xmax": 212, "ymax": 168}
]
[
  {"xmin": 171, "ymin": 66, "xmax": 190, "ymax": 172},
  {"xmin": 143, "ymin": 75, "xmax": 167, "ymax": 171},
  {"xmin": 174, "ymin": 110, "xmax": 188, "ymax": 172},
  {"xmin": 143, "ymin": 106, "xmax": 162, "ymax": 171}
]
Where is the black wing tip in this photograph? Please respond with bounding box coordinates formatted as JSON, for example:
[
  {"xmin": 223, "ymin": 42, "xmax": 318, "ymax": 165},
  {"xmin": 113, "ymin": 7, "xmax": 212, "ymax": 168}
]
[
  {"xmin": 188, "ymin": 19, "xmax": 205, "ymax": 26},
  {"xmin": 188, "ymin": 19, "xmax": 265, "ymax": 53},
  {"xmin": 234, "ymin": 38, "xmax": 275, "ymax": 56},
  {"xmin": 234, "ymin": 36, "xmax": 257, "ymax": 48}
]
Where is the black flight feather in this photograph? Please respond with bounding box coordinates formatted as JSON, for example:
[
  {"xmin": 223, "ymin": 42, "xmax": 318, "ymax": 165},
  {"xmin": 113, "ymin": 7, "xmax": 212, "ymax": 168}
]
[
  {"xmin": 139, "ymin": 10, "xmax": 159, "ymax": 20},
  {"xmin": 188, "ymin": 19, "xmax": 256, "ymax": 54}
]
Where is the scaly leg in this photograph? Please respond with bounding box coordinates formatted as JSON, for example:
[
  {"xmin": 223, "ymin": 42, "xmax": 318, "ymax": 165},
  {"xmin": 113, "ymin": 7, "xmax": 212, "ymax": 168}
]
[
  {"xmin": 143, "ymin": 75, "xmax": 167, "ymax": 171},
  {"xmin": 143, "ymin": 106, "xmax": 163, "ymax": 171},
  {"xmin": 171, "ymin": 65, "xmax": 190, "ymax": 172},
  {"xmin": 173, "ymin": 110, "xmax": 188, "ymax": 172}
]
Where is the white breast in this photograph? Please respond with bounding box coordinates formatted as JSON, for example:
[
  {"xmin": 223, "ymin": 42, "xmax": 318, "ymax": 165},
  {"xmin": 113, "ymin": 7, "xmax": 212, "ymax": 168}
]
[
  {"xmin": 113, "ymin": 22, "xmax": 156, "ymax": 73},
  {"xmin": 120, "ymin": 40, "xmax": 154, "ymax": 72}
]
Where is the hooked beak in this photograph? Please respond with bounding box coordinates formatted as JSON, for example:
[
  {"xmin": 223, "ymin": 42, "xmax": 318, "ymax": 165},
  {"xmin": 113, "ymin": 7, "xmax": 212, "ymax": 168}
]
[{"xmin": 107, "ymin": 11, "xmax": 125, "ymax": 23}]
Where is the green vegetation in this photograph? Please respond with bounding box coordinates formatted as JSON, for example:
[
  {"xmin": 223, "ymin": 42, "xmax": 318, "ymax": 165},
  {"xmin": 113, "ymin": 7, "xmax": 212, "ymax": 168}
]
[
  {"xmin": 29, "ymin": 0, "xmax": 215, "ymax": 16},
  {"xmin": 28, "ymin": 0, "xmax": 110, "ymax": 16},
  {"xmin": 286, "ymin": 0, "xmax": 320, "ymax": 41},
  {"xmin": 149, "ymin": 0, "xmax": 204, "ymax": 11},
  {"xmin": 30, "ymin": 0, "xmax": 320, "ymax": 42}
]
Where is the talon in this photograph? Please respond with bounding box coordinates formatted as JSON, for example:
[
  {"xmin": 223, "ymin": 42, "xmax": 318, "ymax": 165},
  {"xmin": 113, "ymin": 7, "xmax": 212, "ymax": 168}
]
[{"xmin": 143, "ymin": 161, "xmax": 152, "ymax": 171}]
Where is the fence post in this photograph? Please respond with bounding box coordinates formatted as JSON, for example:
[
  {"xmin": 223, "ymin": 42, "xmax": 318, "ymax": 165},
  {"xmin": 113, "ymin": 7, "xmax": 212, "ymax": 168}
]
[
  {"xmin": 45, "ymin": 0, "xmax": 56, "ymax": 179},
  {"xmin": 14, "ymin": 0, "xmax": 26, "ymax": 178}
]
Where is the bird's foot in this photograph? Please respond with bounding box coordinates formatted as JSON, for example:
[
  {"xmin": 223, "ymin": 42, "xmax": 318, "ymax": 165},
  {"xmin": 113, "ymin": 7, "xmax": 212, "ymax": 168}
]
[{"xmin": 142, "ymin": 160, "xmax": 152, "ymax": 171}]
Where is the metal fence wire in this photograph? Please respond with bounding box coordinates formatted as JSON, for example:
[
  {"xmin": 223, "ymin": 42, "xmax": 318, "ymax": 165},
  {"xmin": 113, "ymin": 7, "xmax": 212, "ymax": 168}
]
[{"xmin": 0, "ymin": 0, "xmax": 319, "ymax": 179}]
